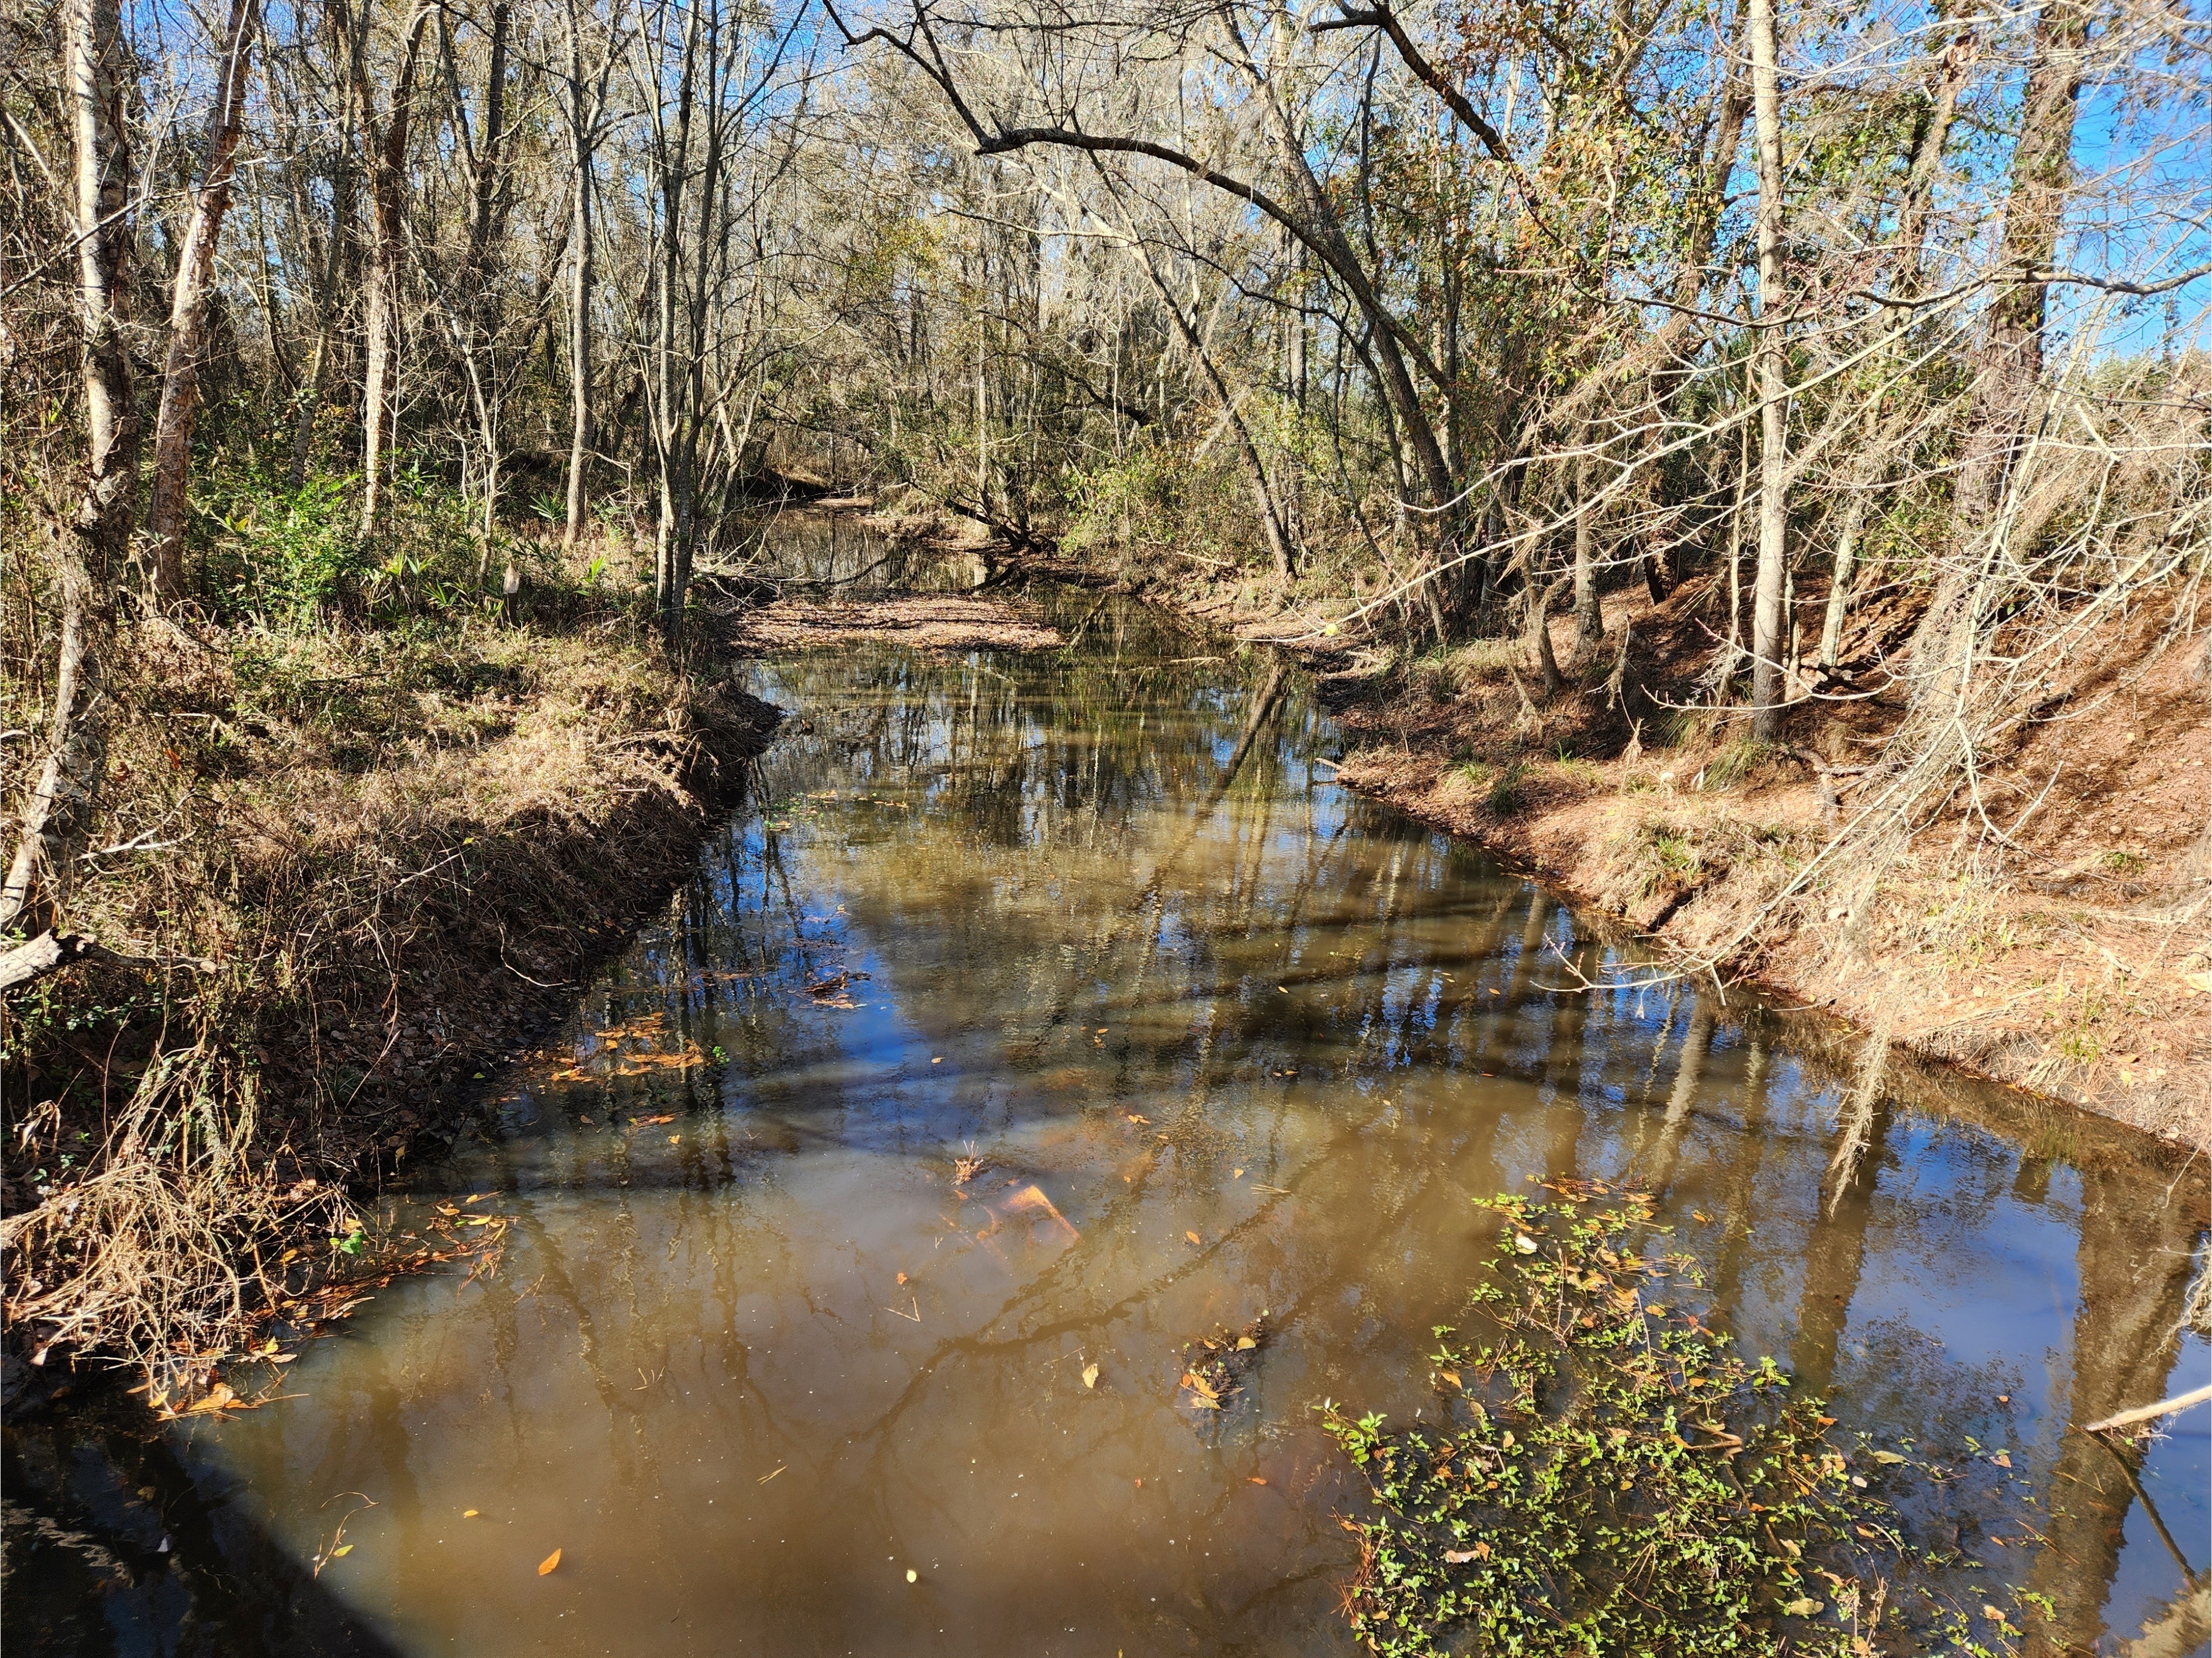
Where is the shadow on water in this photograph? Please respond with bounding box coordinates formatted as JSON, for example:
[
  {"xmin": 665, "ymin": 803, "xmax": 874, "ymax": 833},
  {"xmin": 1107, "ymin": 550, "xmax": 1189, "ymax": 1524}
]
[
  {"xmin": 8, "ymin": 564, "xmax": 2206, "ymax": 1656},
  {"xmin": 3, "ymin": 1393, "xmax": 406, "ymax": 1658}
]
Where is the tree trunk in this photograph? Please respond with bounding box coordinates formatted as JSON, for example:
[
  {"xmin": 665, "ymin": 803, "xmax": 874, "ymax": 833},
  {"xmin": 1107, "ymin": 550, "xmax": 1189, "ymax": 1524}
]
[
  {"xmin": 561, "ymin": 6, "xmax": 598, "ymax": 552},
  {"xmin": 1815, "ymin": 487, "xmax": 1869, "ymax": 674},
  {"xmin": 1528, "ymin": 574, "xmax": 1570, "ymax": 696},
  {"xmin": 357, "ymin": 0, "xmax": 433, "ymax": 536},
  {"xmin": 146, "ymin": 0, "xmax": 256, "ymax": 601},
  {"xmin": 3, "ymin": 0, "xmax": 138, "ymax": 936},
  {"xmin": 464, "ymin": 0, "xmax": 510, "ymax": 576},
  {"xmin": 1747, "ymin": 0, "xmax": 1791, "ymax": 741},
  {"xmin": 1222, "ymin": 15, "xmax": 1453, "ymax": 515},
  {"xmin": 1570, "ymin": 451, "xmax": 1602, "ymax": 664},
  {"xmin": 1910, "ymin": 0, "xmax": 2086, "ymax": 681},
  {"xmin": 289, "ymin": 8, "xmax": 364, "ymax": 491}
]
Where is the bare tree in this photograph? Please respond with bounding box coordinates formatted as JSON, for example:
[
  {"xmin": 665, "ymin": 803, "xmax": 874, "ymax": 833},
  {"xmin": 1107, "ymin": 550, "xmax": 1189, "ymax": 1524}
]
[
  {"xmin": 1, "ymin": 0, "xmax": 138, "ymax": 963},
  {"xmin": 355, "ymin": 0, "xmax": 434, "ymax": 534},
  {"xmin": 146, "ymin": 0, "xmax": 260, "ymax": 601},
  {"xmin": 1746, "ymin": 0, "xmax": 1791, "ymax": 741}
]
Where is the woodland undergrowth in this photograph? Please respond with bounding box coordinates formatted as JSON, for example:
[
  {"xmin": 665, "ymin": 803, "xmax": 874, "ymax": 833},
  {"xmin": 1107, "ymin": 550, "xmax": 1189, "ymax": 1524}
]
[{"xmin": 2, "ymin": 460, "xmax": 778, "ymax": 1398}]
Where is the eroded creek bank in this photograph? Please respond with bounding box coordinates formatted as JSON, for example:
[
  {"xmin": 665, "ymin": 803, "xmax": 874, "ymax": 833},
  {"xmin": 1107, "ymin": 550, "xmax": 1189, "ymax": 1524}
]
[{"xmin": 6, "ymin": 573, "xmax": 2206, "ymax": 1657}]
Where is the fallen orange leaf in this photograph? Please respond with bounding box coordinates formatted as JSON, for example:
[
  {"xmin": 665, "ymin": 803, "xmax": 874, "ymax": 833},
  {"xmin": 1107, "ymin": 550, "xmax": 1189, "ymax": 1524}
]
[
  {"xmin": 1184, "ymin": 1230, "xmax": 1201, "ymax": 1246},
  {"xmin": 538, "ymin": 1548, "xmax": 563, "ymax": 1576}
]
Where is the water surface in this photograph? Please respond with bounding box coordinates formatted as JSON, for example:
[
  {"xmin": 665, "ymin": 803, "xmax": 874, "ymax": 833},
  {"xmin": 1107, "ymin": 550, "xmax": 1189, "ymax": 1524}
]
[{"xmin": 7, "ymin": 585, "xmax": 2206, "ymax": 1656}]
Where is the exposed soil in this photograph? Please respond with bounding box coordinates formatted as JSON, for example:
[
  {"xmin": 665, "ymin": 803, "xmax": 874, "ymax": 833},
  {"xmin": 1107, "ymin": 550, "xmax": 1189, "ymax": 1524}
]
[
  {"xmin": 726, "ymin": 594, "xmax": 1066, "ymax": 655},
  {"xmin": 994, "ymin": 543, "xmax": 2210, "ymax": 1152}
]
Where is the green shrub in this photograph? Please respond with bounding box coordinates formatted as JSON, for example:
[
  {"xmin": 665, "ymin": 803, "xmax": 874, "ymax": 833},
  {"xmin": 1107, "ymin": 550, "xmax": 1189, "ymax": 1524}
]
[
  {"xmin": 197, "ymin": 468, "xmax": 366, "ymax": 626},
  {"xmin": 1321, "ymin": 1184, "xmax": 1893, "ymax": 1658}
]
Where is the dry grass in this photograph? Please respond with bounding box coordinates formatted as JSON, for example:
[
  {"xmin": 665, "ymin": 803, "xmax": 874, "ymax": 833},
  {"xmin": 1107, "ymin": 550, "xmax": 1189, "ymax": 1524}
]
[{"xmin": 4, "ymin": 588, "xmax": 779, "ymax": 1393}]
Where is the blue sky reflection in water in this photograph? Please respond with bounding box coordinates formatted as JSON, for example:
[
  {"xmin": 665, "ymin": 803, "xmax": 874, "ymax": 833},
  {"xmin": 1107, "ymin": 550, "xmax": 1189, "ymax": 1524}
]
[{"xmin": 8, "ymin": 591, "xmax": 2205, "ymax": 1656}]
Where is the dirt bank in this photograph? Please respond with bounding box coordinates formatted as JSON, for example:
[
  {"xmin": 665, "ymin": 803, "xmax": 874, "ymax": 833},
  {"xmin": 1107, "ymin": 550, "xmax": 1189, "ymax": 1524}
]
[
  {"xmin": 3, "ymin": 611, "xmax": 783, "ymax": 1398},
  {"xmin": 995, "ymin": 544, "xmax": 2209, "ymax": 1153},
  {"xmin": 726, "ymin": 592, "xmax": 1066, "ymax": 655}
]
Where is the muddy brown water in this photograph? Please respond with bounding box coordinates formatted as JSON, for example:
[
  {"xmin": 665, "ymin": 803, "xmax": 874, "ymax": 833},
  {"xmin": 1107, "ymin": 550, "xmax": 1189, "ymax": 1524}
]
[{"xmin": 7, "ymin": 581, "xmax": 2208, "ymax": 1656}]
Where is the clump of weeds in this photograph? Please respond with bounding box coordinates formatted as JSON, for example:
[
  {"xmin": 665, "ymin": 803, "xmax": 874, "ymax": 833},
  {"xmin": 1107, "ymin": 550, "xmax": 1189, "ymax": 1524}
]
[{"xmin": 1485, "ymin": 760, "xmax": 1530, "ymax": 815}]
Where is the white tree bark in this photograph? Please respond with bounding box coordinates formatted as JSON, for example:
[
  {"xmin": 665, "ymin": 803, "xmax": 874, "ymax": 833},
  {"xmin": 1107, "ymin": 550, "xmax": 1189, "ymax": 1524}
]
[
  {"xmin": 147, "ymin": 0, "xmax": 259, "ymax": 601},
  {"xmin": 1748, "ymin": 0, "xmax": 1791, "ymax": 741}
]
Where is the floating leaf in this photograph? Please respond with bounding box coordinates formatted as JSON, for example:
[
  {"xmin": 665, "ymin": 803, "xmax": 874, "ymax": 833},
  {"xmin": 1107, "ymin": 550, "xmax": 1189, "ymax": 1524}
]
[
  {"xmin": 1512, "ymin": 1234, "xmax": 1539, "ymax": 1255},
  {"xmin": 1247, "ymin": 1476, "xmax": 1268, "ymax": 1486},
  {"xmin": 330, "ymin": 1544, "xmax": 354, "ymax": 1559},
  {"xmin": 1185, "ymin": 1230, "xmax": 1202, "ymax": 1246},
  {"xmin": 538, "ymin": 1548, "xmax": 563, "ymax": 1576},
  {"xmin": 1781, "ymin": 1598, "xmax": 1822, "ymax": 1617},
  {"xmin": 1870, "ymin": 1450, "xmax": 1906, "ymax": 1465},
  {"xmin": 463, "ymin": 1509, "xmax": 480, "ymax": 1518},
  {"xmin": 1235, "ymin": 1335, "xmax": 1256, "ymax": 1351},
  {"xmin": 185, "ymin": 1384, "xmax": 238, "ymax": 1415},
  {"xmin": 1082, "ymin": 1363, "xmax": 1099, "ymax": 1389}
]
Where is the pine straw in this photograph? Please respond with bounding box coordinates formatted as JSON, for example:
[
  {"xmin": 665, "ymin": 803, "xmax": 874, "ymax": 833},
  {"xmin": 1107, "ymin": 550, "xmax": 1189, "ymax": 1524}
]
[{"xmin": 4, "ymin": 608, "xmax": 779, "ymax": 1395}]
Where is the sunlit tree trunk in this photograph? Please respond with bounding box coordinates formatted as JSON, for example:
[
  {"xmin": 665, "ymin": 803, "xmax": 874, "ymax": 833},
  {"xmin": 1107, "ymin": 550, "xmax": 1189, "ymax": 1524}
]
[
  {"xmin": 1570, "ymin": 452, "xmax": 1602, "ymax": 665},
  {"xmin": 147, "ymin": 0, "xmax": 258, "ymax": 601},
  {"xmin": 1747, "ymin": 0, "xmax": 1791, "ymax": 741},
  {"xmin": 357, "ymin": 0, "xmax": 433, "ymax": 537},
  {"xmin": 2, "ymin": 0, "xmax": 138, "ymax": 941},
  {"xmin": 289, "ymin": 0, "xmax": 366, "ymax": 491},
  {"xmin": 450, "ymin": 0, "xmax": 511, "ymax": 583},
  {"xmin": 560, "ymin": 0, "xmax": 604, "ymax": 552},
  {"xmin": 1909, "ymin": 0, "xmax": 2087, "ymax": 684}
]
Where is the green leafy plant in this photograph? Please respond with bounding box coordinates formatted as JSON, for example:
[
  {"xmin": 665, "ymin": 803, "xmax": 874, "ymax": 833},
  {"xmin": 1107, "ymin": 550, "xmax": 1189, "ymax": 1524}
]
[
  {"xmin": 1321, "ymin": 1182, "xmax": 1895, "ymax": 1657},
  {"xmin": 199, "ymin": 468, "xmax": 367, "ymax": 625}
]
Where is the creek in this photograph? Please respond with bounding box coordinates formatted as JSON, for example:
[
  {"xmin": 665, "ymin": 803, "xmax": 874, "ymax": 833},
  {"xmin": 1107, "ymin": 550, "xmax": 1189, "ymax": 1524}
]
[{"xmin": 6, "ymin": 560, "xmax": 2206, "ymax": 1656}]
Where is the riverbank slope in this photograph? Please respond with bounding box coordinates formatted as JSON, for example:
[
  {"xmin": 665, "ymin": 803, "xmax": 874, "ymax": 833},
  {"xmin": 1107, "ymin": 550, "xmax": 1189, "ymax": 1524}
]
[
  {"xmin": 993, "ymin": 541, "xmax": 2209, "ymax": 1152},
  {"xmin": 3, "ymin": 602, "xmax": 780, "ymax": 1398}
]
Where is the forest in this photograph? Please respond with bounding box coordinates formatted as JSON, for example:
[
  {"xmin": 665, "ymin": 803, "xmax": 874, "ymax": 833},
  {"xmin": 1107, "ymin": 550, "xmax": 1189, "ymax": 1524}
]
[{"xmin": 4, "ymin": 0, "xmax": 2209, "ymax": 1499}]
